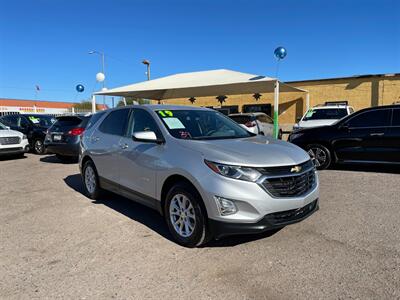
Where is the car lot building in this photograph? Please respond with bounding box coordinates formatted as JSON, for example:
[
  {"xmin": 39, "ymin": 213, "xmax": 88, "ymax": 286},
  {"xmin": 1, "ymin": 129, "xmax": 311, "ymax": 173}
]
[
  {"xmin": 0, "ymin": 98, "xmax": 108, "ymax": 116},
  {"xmin": 165, "ymin": 73, "xmax": 400, "ymax": 127}
]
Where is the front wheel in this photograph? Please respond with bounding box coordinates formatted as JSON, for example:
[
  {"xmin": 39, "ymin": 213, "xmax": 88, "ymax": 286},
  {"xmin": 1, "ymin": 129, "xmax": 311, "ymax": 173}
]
[
  {"xmin": 306, "ymin": 144, "xmax": 332, "ymax": 170},
  {"xmin": 165, "ymin": 183, "xmax": 211, "ymax": 247},
  {"xmin": 33, "ymin": 139, "xmax": 45, "ymax": 155}
]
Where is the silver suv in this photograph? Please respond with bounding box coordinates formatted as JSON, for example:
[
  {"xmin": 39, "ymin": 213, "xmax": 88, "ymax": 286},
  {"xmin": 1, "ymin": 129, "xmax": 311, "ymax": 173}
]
[{"xmin": 79, "ymin": 105, "xmax": 319, "ymax": 247}]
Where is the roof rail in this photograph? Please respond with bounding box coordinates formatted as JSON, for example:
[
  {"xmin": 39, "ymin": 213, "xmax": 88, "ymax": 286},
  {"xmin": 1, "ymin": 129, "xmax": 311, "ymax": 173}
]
[{"xmin": 324, "ymin": 100, "xmax": 348, "ymax": 106}]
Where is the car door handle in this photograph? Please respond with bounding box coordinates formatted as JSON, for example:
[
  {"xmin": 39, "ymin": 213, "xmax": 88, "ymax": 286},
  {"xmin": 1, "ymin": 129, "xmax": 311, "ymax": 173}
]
[
  {"xmin": 120, "ymin": 143, "xmax": 128, "ymax": 149},
  {"xmin": 369, "ymin": 133, "xmax": 384, "ymax": 136}
]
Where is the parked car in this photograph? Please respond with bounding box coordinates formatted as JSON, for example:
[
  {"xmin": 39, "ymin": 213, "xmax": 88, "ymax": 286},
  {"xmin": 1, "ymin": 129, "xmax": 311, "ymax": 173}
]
[
  {"xmin": 44, "ymin": 114, "xmax": 94, "ymax": 162},
  {"xmin": 80, "ymin": 105, "xmax": 319, "ymax": 247},
  {"xmin": 288, "ymin": 105, "xmax": 400, "ymax": 170},
  {"xmin": 293, "ymin": 103, "xmax": 354, "ymax": 130},
  {"xmin": 0, "ymin": 114, "xmax": 56, "ymax": 154},
  {"xmin": 0, "ymin": 121, "xmax": 30, "ymax": 157},
  {"xmin": 229, "ymin": 112, "xmax": 283, "ymax": 138}
]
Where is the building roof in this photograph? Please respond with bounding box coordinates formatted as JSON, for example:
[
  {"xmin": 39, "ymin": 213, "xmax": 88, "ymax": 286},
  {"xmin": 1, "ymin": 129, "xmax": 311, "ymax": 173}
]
[
  {"xmin": 286, "ymin": 73, "xmax": 400, "ymax": 84},
  {"xmin": 0, "ymin": 98, "xmax": 108, "ymax": 110}
]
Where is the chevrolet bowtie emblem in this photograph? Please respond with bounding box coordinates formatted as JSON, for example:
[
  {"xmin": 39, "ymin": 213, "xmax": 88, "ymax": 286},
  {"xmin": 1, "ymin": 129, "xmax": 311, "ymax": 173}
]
[{"xmin": 291, "ymin": 165, "xmax": 302, "ymax": 173}]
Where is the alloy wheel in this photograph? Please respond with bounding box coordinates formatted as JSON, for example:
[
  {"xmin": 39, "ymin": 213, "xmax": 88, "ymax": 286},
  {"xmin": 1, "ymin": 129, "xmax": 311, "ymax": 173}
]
[
  {"xmin": 308, "ymin": 147, "xmax": 327, "ymax": 167},
  {"xmin": 169, "ymin": 194, "xmax": 196, "ymax": 238},
  {"xmin": 84, "ymin": 165, "xmax": 96, "ymax": 194},
  {"xmin": 34, "ymin": 140, "xmax": 44, "ymax": 154}
]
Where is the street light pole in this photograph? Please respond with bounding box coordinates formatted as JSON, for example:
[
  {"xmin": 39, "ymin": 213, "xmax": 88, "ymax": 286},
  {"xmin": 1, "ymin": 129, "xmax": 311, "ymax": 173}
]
[
  {"xmin": 142, "ymin": 59, "xmax": 150, "ymax": 81},
  {"xmin": 89, "ymin": 50, "xmax": 106, "ymax": 109}
]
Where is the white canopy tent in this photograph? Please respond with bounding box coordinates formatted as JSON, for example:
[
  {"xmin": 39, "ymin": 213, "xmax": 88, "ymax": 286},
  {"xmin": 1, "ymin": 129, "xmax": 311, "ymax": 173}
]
[{"xmin": 94, "ymin": 69, "xmax": 309, "ymax": 137}]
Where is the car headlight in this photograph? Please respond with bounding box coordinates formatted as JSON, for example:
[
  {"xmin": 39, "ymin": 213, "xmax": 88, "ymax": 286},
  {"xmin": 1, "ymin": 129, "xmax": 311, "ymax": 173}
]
[
  {"xmin": 22, "ymin": 134, "xmax": 27, "ymax": 140},
  {"xmin": 204, "ymin": 160, "xmax": 262, "ymax": 182},
  {"xmin": 289, "ymin": 132, "xmax": 304, "ymax": 141}
]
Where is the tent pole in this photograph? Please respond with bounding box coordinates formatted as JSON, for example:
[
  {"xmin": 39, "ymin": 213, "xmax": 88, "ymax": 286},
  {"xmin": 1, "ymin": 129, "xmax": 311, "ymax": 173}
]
[
  {"xmin": 273, "ymin": 81, "xmax": 279, "ymax": 138},
  {"xmin": 91, "ymin": 94, "xmax": 96, "ymax": 113}
]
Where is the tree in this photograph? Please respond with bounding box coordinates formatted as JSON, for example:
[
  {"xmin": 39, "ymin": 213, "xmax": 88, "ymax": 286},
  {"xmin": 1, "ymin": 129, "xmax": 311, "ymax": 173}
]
[
  {"xmin": 116, "ymin": 97, "xmax": 152, "ymax": 107},
  {"xmin": 72, "ymin": 101, "xmax": 103, "ymax": 110}
]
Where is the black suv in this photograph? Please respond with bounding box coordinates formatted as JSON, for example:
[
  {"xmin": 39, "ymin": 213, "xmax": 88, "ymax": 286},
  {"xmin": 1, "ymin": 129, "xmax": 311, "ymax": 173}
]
[
  {"xmin": 44, "ymin": 115, "xmax": 92, "ymax": 162},
  {"xmin": 0, "ymin": 114, "xmax": 56, "ymax": 154},
  {"xmin": 288, "ymin": 105, "xmax": 400, "ymax": 169}
]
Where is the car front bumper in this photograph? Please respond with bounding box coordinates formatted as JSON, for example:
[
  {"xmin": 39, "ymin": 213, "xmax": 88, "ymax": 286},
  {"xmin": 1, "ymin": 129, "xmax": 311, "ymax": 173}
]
[
  {"xmin": 0, "ymin": 140, "xmax": 30, "ymax": 156},
  {"xmin": 208, "ymin": 199, "xmax": 319, "ymax": 238}
]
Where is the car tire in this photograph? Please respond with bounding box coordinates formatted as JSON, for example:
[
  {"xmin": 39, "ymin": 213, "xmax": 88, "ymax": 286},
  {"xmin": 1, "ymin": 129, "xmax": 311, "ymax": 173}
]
[
  {"xmin": 278, "ymin": 129, "xmax": 283, "ymax": 140},
  {"xmin": 306, "ymin": 144, "xmax": 332, "ymax": 170},
  {"xmin": 82, "ymin": 160, "xmax": 103, "ymax": 200},
  {"xmin": 33, "ymin": 139, "xmax": 45, "ymax": 155},
  {"xmin": 164, "ymin": 182, "xmax": 212, "ymax": 248}
]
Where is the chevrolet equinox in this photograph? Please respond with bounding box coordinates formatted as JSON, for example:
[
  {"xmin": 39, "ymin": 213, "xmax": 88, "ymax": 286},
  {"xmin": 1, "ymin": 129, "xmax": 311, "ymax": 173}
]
[{"xmin": 79, "ymin": 105, "xmax": 319, "ymax": 247}]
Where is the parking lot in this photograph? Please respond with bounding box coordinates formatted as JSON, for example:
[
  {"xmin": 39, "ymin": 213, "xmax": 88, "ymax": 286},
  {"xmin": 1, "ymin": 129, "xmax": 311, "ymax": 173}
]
[{"xmin": 0, "ymin": 154, "xmax": 399, "ymax": 299}]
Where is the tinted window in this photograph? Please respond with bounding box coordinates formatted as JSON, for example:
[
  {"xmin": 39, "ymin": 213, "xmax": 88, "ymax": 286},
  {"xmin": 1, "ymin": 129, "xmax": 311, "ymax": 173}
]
[
  {"xmin": 392, "ymin": 109, "xmax": 400, "ymax": 126},
  {"xmin": 87, "ymin": 111, "xmax": 106, "ymax": 129},
  {"xmin": 303, "ymin": 108, "xmax": 348, "ymax": 121},
  {"xmin": 24, "ymin": 115, "xmax": 56, "ymax": 127},
  {"xmin": 257, "ymin": 114, "xmax": 273, "ymax": 124},
  {"xmin": 346, "ymin": 109, "xmax": 391, "ymax": 128},
  {"xmin": 1, "ymin": 115, "xmax": 17, "ymax": 126},
  {"xmin": 55, "ymin": 117, "xmax": 84, "ymax": 127},
  {"xmin": 129, "ymin": 109, "xmax": 162, "ymax": 137},
  {"xmin": 99, "ymin": 109, "xmax": 130, "ymax": 136},
  {"xmin": 229, "ymin": 115, "xmax": 252, "ymax": 124}
]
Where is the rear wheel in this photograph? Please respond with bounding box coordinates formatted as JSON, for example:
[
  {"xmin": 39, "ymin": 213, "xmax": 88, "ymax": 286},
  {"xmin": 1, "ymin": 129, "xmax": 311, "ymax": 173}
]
[
  {"xmin": 165, "ymin": 183, "xmax": 211, "ymax": 247},
  {"xmin": 306, "ymin": 144, "xmax": 332, "ymax": 170},
  {"xmin": 82, "ymin": 160, "xmax": 103, "ymax": 199},
  {"xmin": 278, "ymin": 129, "xmax": 283, "ymax": 140},
  {"xmin": 33, "ymin": 139, "xmax": 45, "ymax": 155}
]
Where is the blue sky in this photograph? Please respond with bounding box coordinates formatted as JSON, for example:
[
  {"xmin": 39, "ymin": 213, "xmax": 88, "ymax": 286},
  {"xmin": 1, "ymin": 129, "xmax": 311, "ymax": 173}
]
[{"xmin": 0, "ymin": 0, "xmax": 399, "ymax": 106}]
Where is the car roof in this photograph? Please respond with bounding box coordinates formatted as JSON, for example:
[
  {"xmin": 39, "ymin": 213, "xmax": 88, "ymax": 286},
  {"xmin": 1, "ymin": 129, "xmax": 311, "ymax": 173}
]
[
  {"xmin": 229, "ymin": 112, "xmax": 264, "ymax": 116},
  {"xmin": 113, "ymin": 104, "xmax": 212, "ymax": 112},
  {"xmin": 312, "ymin": 105, "xmax": 348, "ymax": 110}
]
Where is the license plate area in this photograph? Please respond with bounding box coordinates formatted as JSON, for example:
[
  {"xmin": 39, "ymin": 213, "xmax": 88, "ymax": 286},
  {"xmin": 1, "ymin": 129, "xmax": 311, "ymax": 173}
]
[{"xmin": 53, "ymin": 134, "xmax": 62, "ymax": 142}]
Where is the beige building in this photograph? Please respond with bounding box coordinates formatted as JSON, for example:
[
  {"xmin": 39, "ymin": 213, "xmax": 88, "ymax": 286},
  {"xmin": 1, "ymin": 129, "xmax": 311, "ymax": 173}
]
[{"xmin": 165, "ymin": 73, "xmax": 400, "ymax": 126}]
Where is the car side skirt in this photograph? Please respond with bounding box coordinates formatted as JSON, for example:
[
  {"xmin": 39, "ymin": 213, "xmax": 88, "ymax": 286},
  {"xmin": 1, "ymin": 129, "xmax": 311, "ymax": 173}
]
[{"xmin": 98, "ymin": 176, "xmax": 163, "ymax": 214}]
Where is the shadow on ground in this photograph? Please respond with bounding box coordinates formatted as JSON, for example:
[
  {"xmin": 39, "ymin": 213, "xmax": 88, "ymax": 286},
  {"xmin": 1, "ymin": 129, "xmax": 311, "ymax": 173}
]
[
  {"xmin": 330, "ymin": 163, "xmax": 400, "ymax": 174},
  {"xmin": 40, "ymin": 155, "xmax": 77, "ymax": 164},
  {"xmin": 63, "ymin": 173, "xmax": 280, "ymax": 247},
  {"xmin": 0, "ymin": 154, "xmax": 27, "ymax": 161}
]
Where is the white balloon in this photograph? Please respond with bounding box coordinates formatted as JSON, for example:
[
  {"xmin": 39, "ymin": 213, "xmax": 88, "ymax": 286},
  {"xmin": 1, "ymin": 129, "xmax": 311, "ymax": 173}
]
[
  {"xmin": 101, "ymin": 87, "xmax": 108, "ymax": 91},
  {"xmin": 96, "ymin": 72, "xmax": 105, "ymax": 82}
]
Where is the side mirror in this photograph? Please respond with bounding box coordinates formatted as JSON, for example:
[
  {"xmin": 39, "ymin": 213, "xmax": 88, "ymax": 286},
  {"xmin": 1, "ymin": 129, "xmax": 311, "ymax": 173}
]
[
  {"xmin": 5, "ymin": 126, "xmax": 10, "ymax": 130},
  {"xmin": 132, "ymin": 131, "xmax": 164, "ymax": 144}
]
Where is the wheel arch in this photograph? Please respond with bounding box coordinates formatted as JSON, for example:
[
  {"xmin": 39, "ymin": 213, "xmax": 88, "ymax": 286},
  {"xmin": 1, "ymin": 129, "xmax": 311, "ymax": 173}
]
[{"xmin": 160, "ymin": 174, "xmax": 208, "ymax": 218}]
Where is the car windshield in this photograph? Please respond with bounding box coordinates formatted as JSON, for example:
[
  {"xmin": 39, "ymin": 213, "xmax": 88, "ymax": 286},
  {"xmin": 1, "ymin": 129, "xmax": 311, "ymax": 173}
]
[
  {"xmin": 156, "ymin": 109, "xmax": 254, "ymax": 140},
  {"xmin": 302, "ymin": 108, "xmax": 347, "ymax": 121},
  {"xmin": 0, "ymin": 122, "xmax": 7, "ymax": 130},
  {"xmin": 25, "ymin": 115, "xmax": 56, "ymax": 127}
]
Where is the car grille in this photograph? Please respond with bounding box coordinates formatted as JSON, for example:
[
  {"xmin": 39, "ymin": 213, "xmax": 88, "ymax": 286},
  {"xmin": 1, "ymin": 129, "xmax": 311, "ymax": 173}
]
[
  {"xmin": 266, "ymin": 200, "xmax": 318, "ymax": 224},
  {"xmin": 0, "ymin": 136, "xmax": 21, "ymax": 145},
  {"xmin": 260, "ymin": 161, "xmax": 316, "ymax": 198}
]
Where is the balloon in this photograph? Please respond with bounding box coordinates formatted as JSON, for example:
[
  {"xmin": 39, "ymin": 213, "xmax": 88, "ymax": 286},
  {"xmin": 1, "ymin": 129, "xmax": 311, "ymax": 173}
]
[
  {"xmin": 96, "ymin": 72, "xmax": 105, "ymax": 82},
  {"xmin": 274, "ymin": 47, "xmax": 287, "ymax": 60},
  {"xmin": 76, "ymin": 84, "xmax": 85, "ymax": 92}
]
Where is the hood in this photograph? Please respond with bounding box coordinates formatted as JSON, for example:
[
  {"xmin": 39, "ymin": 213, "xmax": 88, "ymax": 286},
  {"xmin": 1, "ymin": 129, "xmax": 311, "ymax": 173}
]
[
  {"xmin": 298, "ymin": 119, "xmax": 337, "ymax": 128},
  {"xmin": 176, "ymin": 135, "xmax": 309, "ymax": 167},
  {"xmin": 0, "ymin": 129, "xmax": 23, "ymax": 138}
]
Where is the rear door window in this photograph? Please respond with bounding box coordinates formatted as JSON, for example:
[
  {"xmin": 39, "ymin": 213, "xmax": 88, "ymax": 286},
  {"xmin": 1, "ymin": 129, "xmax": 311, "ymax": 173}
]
[
  {"xmin": 347, "ymin": 109, "xmax": 391, "ymax": 128},
  {"xmin": 392, "ymin": 109, "xmax": 400, "ymax": 126},
  {"xmin": 98, "ymin": 109, "xmax": 130, "ymax": 136},
  {"xmin": 229, "ymin": 115, "xmax": 252, "ymax": 124}
]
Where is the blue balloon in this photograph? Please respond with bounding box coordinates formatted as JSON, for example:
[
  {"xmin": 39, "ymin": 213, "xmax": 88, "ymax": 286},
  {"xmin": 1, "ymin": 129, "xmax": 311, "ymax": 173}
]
[
  {"xmin": 274, "ymin": 47, "xmax": 287, "ymax": 60},
  {"xmin": 76, "ymin": 84, "xmax": 85, "ymax": 92}
]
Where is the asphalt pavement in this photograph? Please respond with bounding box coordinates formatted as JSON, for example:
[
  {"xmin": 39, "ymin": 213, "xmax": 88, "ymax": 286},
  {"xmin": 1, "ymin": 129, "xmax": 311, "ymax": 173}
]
[{"xmin": 0, "ymin": 154, "xmax": 399, "ymax": 299}]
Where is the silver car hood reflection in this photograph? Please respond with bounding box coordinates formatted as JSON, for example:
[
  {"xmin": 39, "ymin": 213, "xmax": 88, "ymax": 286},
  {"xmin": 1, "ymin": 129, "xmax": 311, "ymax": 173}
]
[{"xmin": 176, "ymin": 135, "xmax": 310, "ymax": 167}]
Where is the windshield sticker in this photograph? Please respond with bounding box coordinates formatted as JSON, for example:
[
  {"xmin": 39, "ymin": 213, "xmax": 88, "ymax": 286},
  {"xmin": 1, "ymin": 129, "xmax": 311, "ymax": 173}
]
[
  {"xmin": 163, "ymin": 117, "xmax": 185, "ymax": 129},
  {"xmin": 305, "ymin": 110, "xmax": 315, "ymax": 118},
  {"xmin": 158, "ymin": 110, "xmax": 174, "ymax": 117},
  {"xmin": 28, "ymin": 116, "xmax": 40, "ymax": 124}
]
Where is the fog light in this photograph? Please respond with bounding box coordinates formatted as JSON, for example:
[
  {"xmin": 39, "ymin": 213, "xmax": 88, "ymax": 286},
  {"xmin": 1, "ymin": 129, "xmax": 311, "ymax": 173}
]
[{"xmin": 215, "ymin": 196, "xmax": 237, "ymax": 216}]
